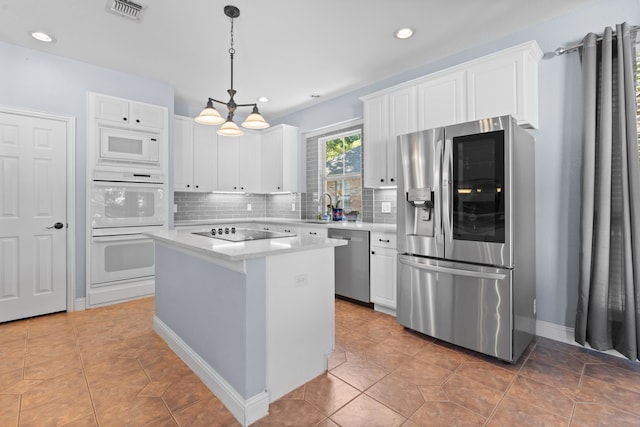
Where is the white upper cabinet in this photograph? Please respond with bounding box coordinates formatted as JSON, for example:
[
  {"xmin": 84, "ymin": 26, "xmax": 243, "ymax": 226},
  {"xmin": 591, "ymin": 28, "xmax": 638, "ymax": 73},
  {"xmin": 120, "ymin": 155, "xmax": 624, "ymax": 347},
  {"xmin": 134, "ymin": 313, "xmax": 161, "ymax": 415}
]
[
  {"xmin": 94, "ymin": 94, "xmax": 165, "ymax": 129},
  {"xmin": 217, "ymin": 135, "xmax": 240, "ymax": 191},
  {"xmin": 466, "ymin": 42, "xmax": 542, "ymax": 128},
  {"xmin": 192, "ymin": 123, "xmax": 218, "ymax": 192},
  {"xmin": 173, "ymin": 116, "xmax": 218, "ymax": 192},
  {"xmin": 173, "ymin": 117, "xmax": 296, "ymax": 194},
  {"xmin": 418, "ymin": 70, "xmax": 466, "ymax": 130},
  {"xmin": 238, "ymin": 132, "xmax": 262, "ymax": 192},
  {"xmin": 362, "ymin": 42, "xmax": 541, "ymax": 188},
  {"xmin": 173, "ymin": 116, "xmax": 194, "ymax": 191},
  {"xmin": 388, "ymin": 87, "xmax": 418, "ymax": 185},
  {"xmin": 217, "ymin": 132, "xmax": 262, "ymax": 192},
  {"xmin": 363, "ymin": 95, "xmax": 388, "ymax": 188},
  {"xmin": 261, "ymin": 124, "xmax": 299, "ymax": 193},
  {"xmin": 362, "ymin": 86, "xmax": 417, "ymax": 188}
]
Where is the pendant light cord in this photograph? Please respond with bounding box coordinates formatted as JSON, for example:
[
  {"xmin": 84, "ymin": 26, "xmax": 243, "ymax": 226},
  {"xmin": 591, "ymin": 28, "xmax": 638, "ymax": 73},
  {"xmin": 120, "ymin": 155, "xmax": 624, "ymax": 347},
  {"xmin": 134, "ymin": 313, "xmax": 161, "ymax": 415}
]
[{"xmin": 229, "ymin": 15, "xmax": 235, "ymax": 91}]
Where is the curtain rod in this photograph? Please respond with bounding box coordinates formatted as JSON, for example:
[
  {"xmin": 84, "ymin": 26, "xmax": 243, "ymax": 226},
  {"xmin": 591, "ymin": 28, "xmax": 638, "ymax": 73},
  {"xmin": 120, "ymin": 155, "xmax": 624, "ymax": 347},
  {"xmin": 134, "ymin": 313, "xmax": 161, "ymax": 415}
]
[{"xmin": 554, "ymin": 25, "xmax": 639, "ymax": 56}]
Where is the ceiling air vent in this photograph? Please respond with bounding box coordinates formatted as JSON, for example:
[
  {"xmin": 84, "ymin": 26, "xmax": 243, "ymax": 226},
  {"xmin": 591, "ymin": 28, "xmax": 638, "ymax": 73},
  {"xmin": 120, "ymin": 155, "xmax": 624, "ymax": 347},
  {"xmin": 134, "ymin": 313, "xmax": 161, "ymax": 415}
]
[{"xmin": 109, "ymin": 0, "xmax": 144, "ymax": 20}]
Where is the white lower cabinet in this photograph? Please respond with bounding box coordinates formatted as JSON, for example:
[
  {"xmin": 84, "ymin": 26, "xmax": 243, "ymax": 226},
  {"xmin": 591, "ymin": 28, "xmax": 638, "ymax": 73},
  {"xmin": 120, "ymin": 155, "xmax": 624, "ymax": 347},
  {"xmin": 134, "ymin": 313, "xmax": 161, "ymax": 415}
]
[
  {"xmin": 256, "ymin": 224, "xmax": 326, "ymax": 238},
  {"xmin": 370, "ymin": 231, "xmax": 397, "ymax": 314},
  {"xmin": 298, "ymin": 226, "xmax": 328, "ymax": 238}
]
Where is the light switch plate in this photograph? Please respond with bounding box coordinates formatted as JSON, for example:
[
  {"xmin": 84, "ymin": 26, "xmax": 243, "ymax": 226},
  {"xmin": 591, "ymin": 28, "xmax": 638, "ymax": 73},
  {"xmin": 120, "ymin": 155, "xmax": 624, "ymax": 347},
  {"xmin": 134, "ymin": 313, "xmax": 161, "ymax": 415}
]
[
  {"xmin": 247, "ymin": 203, "xmax": 252, "ymax": 211},
  {"xmin": 381, "ymin": 202, "xmax": 391, "ymax": 213},
  {"xmin": 291, "ymin": 203, "xmax": 296, "ymax": 211}
]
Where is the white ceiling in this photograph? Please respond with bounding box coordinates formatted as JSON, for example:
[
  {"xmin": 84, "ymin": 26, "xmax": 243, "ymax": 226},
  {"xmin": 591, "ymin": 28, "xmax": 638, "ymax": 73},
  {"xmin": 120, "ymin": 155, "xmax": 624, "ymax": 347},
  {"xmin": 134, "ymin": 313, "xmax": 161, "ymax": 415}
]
[{"xmin": 1, "ymin": 0, "xmax": 594, "ymax": 121}]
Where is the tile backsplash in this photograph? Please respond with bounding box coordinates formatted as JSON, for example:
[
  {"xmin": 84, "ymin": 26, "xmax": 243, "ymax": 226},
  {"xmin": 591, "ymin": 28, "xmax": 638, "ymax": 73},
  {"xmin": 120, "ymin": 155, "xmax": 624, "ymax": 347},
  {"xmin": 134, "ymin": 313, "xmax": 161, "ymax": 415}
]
[{"xmin": 174, "ymin": 190, "xmax": 396, "ymax": 223}]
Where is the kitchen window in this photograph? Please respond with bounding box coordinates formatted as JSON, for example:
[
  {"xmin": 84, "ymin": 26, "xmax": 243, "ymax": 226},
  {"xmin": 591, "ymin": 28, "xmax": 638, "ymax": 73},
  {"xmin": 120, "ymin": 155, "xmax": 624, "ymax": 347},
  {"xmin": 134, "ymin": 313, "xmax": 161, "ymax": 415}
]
[{"xmin": 320, "ymin": 129, "xmax": 362, "ymax": 214}]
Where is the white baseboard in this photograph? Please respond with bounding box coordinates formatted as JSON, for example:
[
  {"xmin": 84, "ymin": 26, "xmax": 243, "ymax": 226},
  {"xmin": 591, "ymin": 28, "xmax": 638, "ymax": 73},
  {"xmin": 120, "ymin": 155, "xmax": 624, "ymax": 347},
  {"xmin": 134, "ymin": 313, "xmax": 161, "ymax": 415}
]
[
  {"xmin": 535, "ymin": 319, "xmax": 626, "ymax": 359},
  {"xmin": 373, "ymin": 304, "xmax": 396, "ymax": 317},
  {"xmin": 153, "ymin": 316, "xmax": 269, "ymax": 426},
  {"xmin": 73, "ymin": 298, "xmax": 86, "ymax": 311}
]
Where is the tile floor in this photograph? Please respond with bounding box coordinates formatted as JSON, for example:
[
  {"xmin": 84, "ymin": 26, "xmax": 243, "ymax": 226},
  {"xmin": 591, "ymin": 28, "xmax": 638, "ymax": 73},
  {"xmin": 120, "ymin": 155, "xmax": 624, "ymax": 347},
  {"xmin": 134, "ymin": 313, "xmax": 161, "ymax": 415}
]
[{"xmin": 1, "ymin": 297, "xmax": 640, "ymax": 426}]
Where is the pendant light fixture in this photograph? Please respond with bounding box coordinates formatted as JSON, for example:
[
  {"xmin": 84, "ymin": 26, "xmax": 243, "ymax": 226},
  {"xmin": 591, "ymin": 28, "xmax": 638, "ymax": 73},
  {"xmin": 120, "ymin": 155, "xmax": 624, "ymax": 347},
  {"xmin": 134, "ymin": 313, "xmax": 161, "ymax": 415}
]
[{"xmin": 194, "ymin": 5, "xmax": 269, "ymax": 136}]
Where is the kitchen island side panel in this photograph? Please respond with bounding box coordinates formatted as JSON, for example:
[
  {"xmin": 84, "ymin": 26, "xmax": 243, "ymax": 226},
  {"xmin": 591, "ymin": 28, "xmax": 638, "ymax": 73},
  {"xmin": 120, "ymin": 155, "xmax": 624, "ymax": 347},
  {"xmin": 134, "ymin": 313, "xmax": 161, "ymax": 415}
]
[{"xmin": 154, "ymin": 245, "xmax": 267, "ymax": 399}]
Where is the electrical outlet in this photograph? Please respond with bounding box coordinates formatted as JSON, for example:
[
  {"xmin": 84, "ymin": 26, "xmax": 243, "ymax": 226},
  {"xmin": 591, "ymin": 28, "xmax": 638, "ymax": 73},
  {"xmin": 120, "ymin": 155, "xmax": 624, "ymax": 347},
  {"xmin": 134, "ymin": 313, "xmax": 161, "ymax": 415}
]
[
  {"xmin": 247, "ymin": 203, "xmax": 252, "ymax": 211},
  {"xmin": 294, "ymin": 273, "xmax": 308, "ymax": 287},
  {"xmin": 173, "ymin": 203, "xmax": 178, "ymax": 213},
  {"xmin": 291, "ymin": 203, "xmax": 296, "ymax": 211},
  {"xmin": 381, "ymin": 202, "xmax": 391, "ymax": 213}
]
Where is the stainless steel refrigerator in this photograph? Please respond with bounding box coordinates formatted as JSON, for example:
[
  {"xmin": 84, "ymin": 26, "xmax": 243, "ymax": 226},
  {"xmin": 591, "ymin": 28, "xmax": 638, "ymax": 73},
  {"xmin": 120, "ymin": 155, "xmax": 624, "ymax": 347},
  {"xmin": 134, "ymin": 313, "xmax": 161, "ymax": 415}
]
[{"xmin": 396, "ymin": 115, "xmax": 535, "ymax": 362}]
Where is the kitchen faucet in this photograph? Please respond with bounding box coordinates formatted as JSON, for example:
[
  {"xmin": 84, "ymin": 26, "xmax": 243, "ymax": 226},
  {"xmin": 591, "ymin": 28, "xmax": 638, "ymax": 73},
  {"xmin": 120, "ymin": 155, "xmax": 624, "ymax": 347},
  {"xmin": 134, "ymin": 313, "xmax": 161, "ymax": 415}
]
[{"xmin": 320, "ymin": 192, "xmax": 333, "ymax": 216}]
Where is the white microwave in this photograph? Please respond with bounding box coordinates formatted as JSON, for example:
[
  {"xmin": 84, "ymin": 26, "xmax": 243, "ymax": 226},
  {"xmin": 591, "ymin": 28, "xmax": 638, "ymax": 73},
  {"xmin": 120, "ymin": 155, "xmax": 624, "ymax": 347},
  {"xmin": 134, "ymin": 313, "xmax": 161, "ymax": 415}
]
[{"xmin": 99, "ymin": 127, "xmax": 160, "ymax": 166}]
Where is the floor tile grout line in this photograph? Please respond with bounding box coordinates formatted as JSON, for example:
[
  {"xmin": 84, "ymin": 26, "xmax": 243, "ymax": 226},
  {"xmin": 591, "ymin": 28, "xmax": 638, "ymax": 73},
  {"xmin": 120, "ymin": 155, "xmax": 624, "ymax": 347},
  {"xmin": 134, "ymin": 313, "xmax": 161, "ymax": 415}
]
[{"xmin": 71, "ymin": 312, "xmax": 100, "ymax": 426}]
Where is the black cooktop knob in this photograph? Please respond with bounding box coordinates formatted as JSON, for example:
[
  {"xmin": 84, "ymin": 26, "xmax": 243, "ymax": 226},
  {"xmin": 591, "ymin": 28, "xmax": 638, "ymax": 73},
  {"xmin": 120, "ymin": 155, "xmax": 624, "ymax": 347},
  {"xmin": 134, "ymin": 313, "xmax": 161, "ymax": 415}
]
[
  {"xmin": 231, "ymin": 227, "xmax": 236, "ymax": 233},
  {"xmin": 218, "ymin": 228, "xmax": 223, "ymax": 235},
  {"xmin": 224, "ymin": 228, "xmax": 230, "ymax": 234}
]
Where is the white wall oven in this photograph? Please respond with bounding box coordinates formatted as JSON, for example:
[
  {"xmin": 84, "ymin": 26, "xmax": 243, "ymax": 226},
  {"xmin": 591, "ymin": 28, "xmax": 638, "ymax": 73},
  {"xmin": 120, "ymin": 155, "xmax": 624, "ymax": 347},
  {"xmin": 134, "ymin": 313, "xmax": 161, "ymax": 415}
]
[
  {"xmin": 88, "ymin": 170, "xmax": 165, "ymax": 306},
  {"xmin": 91, "ymin": 171, "xmax": 165, "ymax": 232},
  {"xmin": 91, "ymin": 234, "xmax": 155, "ymax": 285},
  {"xmin": 97, "ymin": 127, "xmax": 161, "ymax": 168}
]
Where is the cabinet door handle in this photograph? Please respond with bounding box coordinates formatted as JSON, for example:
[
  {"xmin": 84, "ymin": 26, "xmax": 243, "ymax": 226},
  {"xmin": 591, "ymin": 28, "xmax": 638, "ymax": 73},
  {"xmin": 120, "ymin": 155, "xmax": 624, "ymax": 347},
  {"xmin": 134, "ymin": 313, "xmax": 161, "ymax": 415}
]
[
  {"xmin": 380, "ymin": 178, "xmax": 384, "ymax": 182},
  {"xmin": 123, "ymin": 117, "xmax": 128, "ymax": 121},
  {"xmin": 136, "ymin": 119, "xmax": 140, "ymax": 123},
  {"xmin": 379, "ymin": 239, "xmax": 390, "ymax": 243},
  {"xmin": 309, "ymin": 232, "xmax": 317, "ymax": 235},
  {"xmin": 371, "ymin": 250, "xmax": 375, "ymax": 255},
  {"xmin": 390, "ymin": 178, "xmax": 394, "ymax": 182},
  {"xmin": 186, "ymin": 184, "xmax": 190, "ymax": 188},
  {"xmin": 195, "ymin": 185, "xmax": 199, "ymax": 188}
]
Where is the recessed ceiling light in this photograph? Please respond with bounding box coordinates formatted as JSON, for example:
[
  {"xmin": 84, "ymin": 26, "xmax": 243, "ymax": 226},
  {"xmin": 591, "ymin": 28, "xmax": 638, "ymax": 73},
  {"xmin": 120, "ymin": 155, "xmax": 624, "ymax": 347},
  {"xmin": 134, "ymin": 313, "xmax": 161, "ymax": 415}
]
[
  {"xmin": 31, "ymin": 31, "xmax": 54, "ymax": 43},
  {"xmin": 258, "ymin": 97, "xmax": 269, "ymax": 103},
  {"xmin": 394, "ymin": 27, "xmax": 415, "ymax": 40}
]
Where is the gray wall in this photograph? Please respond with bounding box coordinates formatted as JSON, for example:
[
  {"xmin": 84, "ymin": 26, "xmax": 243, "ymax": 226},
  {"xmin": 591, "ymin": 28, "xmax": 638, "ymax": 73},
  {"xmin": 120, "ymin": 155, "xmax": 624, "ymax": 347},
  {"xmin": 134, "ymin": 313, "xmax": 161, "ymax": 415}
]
[
  {"xmin": 270, "ymin": 0, "xmax": 640, "ymax": 329},
  {"xmin": 0, "ymin": 42, "xmax": 175, "ymax": 300}
]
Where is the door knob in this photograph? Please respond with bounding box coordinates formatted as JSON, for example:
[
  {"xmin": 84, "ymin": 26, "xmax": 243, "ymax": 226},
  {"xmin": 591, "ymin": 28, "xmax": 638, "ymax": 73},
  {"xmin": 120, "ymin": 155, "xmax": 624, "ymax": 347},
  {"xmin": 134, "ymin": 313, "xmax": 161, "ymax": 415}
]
[{"xmin": 47, "ymin": 222, "xmax": 64, "ymax": 230}]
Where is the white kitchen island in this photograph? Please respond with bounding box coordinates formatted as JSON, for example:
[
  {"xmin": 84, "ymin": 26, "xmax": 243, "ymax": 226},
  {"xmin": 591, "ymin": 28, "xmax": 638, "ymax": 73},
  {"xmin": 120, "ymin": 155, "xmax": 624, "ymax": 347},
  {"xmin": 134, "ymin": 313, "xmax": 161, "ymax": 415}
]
[{"xmin": 144, "ymin": 229, "xmax": 346, "ymax": 426}]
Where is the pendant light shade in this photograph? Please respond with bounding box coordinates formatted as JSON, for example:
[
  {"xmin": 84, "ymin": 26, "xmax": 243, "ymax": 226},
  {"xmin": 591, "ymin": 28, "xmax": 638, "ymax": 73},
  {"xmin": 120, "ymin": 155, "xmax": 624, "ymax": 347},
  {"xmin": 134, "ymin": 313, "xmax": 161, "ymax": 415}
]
[
  {"xmin": 194, "ymin": 5, "xmax": 270, "ymax": 133},
  {"xmin": 217, "ymin": 119, "xmax": 243, "ymax": 136},
  {"xmin": 195, "ymin": 99, "xmax": 225, "ymax": 125},
  {"xmin": 241, "ymin": 106, "xmax": 270, "ymax": 129}
]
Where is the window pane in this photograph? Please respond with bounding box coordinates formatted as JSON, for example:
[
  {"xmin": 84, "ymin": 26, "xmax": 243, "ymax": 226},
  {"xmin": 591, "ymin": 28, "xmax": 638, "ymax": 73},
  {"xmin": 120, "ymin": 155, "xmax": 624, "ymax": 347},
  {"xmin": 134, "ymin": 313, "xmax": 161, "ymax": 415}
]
[
  {"xmin": 325, "ymin": 134, "xmax": 361, "ymax": 177},
  {"xmin": 321, "ymin": 130, "xmax": 363, "ymax": 216}
]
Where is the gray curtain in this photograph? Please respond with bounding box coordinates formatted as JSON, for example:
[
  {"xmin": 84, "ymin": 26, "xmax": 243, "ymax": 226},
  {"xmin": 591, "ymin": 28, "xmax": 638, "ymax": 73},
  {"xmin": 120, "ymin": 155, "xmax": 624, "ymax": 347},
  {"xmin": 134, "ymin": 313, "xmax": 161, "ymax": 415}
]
[{"xmin": 576, "ymin": 22, "xmax": 640, "ymax": 360}]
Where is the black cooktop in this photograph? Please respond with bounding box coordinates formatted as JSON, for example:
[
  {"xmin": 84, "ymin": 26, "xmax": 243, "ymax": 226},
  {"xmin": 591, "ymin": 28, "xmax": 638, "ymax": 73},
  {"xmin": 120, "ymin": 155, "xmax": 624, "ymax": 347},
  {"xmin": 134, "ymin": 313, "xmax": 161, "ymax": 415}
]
[{"xmin": 192, "ymin": 227, "xmax": 294, "ymax": 242}]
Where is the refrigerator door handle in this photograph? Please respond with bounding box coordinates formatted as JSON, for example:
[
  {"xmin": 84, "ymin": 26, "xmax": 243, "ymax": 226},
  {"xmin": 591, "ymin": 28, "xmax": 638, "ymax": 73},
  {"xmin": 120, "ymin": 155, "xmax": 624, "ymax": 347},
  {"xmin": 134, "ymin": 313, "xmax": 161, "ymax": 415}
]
[
  {"xmin": 434, "ymin": 138, "xmax": 443, "ymax": 241},
  {"xmin": 398, "ymin": 257, "xmax": 507, "ymax": 281},
  {"xmin": 442, "ymin": 138, "xmax": 453, "ymax": 253}
]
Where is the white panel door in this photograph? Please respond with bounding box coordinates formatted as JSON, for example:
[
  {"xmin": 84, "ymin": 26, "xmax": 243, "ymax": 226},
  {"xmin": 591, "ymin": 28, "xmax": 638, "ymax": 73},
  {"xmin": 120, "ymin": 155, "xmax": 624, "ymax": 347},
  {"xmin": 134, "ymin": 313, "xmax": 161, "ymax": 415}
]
[
  {"xmin": 388, "ymin": 86, "xmax": 417, "ymax": 186},
  {"xmin": 418, "ymin": 70, "xmax": 466, "ymax": 130},
  {"xmin": 362, "ymin": 95, "xmax": 389, "ymax": 188},
  {"xmin": 173, "ymin": 116, "xmax": 194, "ymax": 191},
  {"xmin": 0, "ymin": 112, "xmax": 67, "ymax": 322}
]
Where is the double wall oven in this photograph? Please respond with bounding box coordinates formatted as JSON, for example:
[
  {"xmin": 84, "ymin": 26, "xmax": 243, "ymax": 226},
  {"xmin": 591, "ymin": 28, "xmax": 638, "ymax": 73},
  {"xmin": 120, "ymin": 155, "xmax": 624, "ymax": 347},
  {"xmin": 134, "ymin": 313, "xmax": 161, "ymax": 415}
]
[{"xmin": 88, "ymin": 122, "xmax": 166, "ymax": 307}]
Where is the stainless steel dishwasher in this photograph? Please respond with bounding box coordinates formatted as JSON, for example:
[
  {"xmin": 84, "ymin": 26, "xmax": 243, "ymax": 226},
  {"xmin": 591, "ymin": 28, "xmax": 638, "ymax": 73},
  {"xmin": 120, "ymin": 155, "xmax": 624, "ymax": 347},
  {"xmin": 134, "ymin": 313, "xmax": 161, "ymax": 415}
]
[{"xmin": 328, "ymin": 229, "xmax": 370, "ymax": 303}]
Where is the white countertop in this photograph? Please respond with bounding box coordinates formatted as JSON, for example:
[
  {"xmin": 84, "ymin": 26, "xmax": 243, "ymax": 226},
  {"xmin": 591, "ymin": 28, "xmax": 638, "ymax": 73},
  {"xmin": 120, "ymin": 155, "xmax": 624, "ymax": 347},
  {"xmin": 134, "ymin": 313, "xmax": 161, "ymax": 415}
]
[
  {"xmin": 145, "ymin": 228, "xmax": 347, "ymax": 262},
  {"xmin": 174, "ymin": 217, "xmax": 396, "ymax": 234}
]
